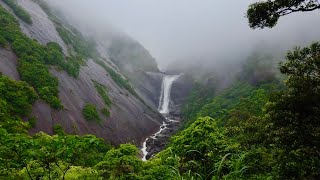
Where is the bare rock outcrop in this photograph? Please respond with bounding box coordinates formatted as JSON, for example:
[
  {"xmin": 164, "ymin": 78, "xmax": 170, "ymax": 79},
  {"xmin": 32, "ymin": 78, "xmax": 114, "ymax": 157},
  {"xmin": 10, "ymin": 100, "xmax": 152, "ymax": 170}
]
[{"xmin": 0, "ymin": 0, "xmax": 165, "ymax": 146}]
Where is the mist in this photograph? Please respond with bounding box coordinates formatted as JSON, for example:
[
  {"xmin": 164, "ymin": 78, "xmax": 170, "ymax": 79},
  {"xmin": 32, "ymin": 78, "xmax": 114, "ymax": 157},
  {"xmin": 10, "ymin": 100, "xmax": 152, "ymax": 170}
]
[{"xmin": 46, "ymin": 0, "xmax": 320, "ymax": 70}]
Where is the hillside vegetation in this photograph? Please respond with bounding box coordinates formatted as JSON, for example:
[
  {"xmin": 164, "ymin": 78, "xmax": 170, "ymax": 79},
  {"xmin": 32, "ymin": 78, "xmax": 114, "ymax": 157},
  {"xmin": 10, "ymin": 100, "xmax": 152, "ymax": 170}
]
[{"xmin": 1, "ymin": 0, "xmax": 320, "ymax": 179}]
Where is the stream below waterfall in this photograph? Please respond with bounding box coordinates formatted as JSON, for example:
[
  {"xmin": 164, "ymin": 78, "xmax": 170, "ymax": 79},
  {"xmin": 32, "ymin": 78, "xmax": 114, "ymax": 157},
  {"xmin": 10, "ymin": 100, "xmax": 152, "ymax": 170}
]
[{"xmin": 141, "ymin": 74, "xmax": 181, "ymax": 161}]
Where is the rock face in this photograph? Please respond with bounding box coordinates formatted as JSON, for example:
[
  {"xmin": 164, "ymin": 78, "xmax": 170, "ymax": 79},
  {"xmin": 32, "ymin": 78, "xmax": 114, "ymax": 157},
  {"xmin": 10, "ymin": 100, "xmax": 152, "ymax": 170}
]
[
  {"xmin": 170, "ymin": 75, "xmax": 193, "ymax": 115},
  {"xmin": 133, "ymin": 72, "xmax": 164, "ymax": 109},
  {"xmin": 92, "ymin": 33, "xmax": 164, "ymax": 110},
  {"xmin": 30, "ymin": 60, "xmax": 164, "ymax": 145},
  {"xmin": 0, "ymin": 48, "xmax": 20, "ymax": 80},
  {"xmin": 144, "ymin": 117, "xmax": 181, "ymax": 160},
  {"xmin": 0, "ymin": 0, "xmax": 165, "ymax": 146},
  {"xmin": 17, "ymin": 0, "xmax": 68, "ymax": 53}
]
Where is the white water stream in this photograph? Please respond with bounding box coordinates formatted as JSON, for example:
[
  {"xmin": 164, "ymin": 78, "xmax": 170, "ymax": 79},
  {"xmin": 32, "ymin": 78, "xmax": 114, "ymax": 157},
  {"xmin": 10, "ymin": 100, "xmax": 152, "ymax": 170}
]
[
  {"xmin": 158, "ymin": 75, "xmax": 180, "ymax": 114},
  {"xmin": 141, "ymin": 74, "xmax": 180, "ymax": 161}
]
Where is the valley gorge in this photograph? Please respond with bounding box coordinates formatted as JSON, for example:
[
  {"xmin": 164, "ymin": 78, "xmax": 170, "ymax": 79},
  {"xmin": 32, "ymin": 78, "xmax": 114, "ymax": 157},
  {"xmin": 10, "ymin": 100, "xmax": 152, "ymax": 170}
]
[
  {"xmin": 1, "ymin": 0, "xmax": 319, "ymax": 179},
  {"xmin": 0, "ymin": 0, "xmax": 191, "ymax": 148}
]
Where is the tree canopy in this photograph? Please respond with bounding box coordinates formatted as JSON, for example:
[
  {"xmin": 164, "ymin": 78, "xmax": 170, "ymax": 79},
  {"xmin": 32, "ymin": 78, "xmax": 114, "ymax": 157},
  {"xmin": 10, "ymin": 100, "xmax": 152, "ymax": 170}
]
[{"xmin": 247, "ymin": 0, "xmax": 320, "ymax": 29}]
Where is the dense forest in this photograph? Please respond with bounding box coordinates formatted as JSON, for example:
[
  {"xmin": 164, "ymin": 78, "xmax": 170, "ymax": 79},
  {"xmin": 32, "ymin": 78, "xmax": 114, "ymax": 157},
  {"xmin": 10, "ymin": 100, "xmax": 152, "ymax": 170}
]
[{"xmin": 1, "ymin": 0, "xmax": 320, "ymax": 179}]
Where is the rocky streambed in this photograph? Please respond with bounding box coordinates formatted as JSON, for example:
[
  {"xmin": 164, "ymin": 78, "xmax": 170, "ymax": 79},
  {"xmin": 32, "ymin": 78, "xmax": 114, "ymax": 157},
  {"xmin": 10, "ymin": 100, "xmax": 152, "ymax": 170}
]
[{"xmin": 142, "ymin": 115, "xmax": 181, "ymax": 160}]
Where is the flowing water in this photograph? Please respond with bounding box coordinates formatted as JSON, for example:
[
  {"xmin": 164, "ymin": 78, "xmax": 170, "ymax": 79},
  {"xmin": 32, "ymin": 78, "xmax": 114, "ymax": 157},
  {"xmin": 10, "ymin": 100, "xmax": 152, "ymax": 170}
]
[
  {"xmin": 158, "ymin": 75, "xmax": 180, "ymax": 114},
  {"xmin": 141, "ymin": 74, "xmax": 180, "ymax": 161}
]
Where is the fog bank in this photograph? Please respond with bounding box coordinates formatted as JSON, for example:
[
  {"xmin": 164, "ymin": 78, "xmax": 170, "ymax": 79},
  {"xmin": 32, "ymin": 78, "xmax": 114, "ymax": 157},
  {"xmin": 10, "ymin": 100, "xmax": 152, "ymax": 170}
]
[{"xmin": 46, "ymin": 0, "xmax": 320, "ymax": 69}]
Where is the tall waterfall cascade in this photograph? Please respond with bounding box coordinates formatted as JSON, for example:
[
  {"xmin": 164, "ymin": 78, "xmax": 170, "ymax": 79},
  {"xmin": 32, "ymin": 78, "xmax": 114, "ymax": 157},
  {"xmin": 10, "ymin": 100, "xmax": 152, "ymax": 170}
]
[
  {"xmin": 141, "ymin": 74, "xmax": 181, "ymax": 161},
  {"xmin": 158, "ymin": 75, "xmax": 180, "ymax": 114}
]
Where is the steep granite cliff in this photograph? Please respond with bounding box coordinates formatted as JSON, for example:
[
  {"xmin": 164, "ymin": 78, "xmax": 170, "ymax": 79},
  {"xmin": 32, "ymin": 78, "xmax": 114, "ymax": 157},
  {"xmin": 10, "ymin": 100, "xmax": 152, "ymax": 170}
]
[{"xmin": 0, "ymin": 0, "xmax": 164, "ymax": 145}]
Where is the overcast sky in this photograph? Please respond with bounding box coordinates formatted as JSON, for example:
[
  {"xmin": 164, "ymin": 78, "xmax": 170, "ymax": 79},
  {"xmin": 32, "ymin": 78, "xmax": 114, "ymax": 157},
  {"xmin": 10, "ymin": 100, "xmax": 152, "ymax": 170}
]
[{"xmin": 47, "ymin": 0, "xmax": 320, "ymax": 68}]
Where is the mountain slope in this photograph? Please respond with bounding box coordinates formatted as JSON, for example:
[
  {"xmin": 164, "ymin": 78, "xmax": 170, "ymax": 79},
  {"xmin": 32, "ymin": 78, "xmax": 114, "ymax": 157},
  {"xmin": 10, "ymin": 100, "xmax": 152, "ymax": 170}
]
[{"xmin": 0, "ymin": 0, "xmax": 164, "ymax": 145}]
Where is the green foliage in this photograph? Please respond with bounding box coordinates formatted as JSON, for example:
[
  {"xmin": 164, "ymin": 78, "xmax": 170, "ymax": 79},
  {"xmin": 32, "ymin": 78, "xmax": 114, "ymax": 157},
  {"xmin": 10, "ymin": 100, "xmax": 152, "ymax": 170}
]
[
  {"xmin": 94, "ymin": 81, "xmax": 112, "ymax": 106},
  {"xmin": 95, "ymin": 59, "xmax": 138, "ymax": 96},
  {"xmin": 0, "ymin": 74, "xmax": 37, "ymax": 133},
  {"xmin": 175, "ymin": 54, "xmax": 282, "ymax": 179},
  {"xmin": 53, "ymin": 124, "xmax": 65, "ymax": 135},
  {"xmin": 0, "ymin": 76, "xmax": 112, "ymax": 180},
  {"xmin": 93, "ymin": 81, "xmax": 112, "ymax": 118},
  {"xmin": 0, "ymin": 74, "xmax": 38, "ymax": 116},
  {"xmin": 140, "ymin": 157, "xmax": 175, "ymax": 180},
  {"xmin": 35, "ymin": 0, "xmax": 139, "ymax": 97},
  {"xmin": 46, "ymin": 42, "xmax": 81, "ymax": 78},
  {"xmin": 63, "ymin": 55, "xmax": 82, "ymax": 77},
  {"xmin": 96, "ymin": 144, "xmax": 142, "ymax": 179},
  {"xmin": 174, "ymin": 42, "xmax": 320, "ymax": 179},
  {"xmin": 64, "ymin": 166, "xmax": 100, "ymax": 179},
  {"xmin": 28, "ymin": 116, "xmax": 37, "ymax": 128},
  {"xmin": 1, "ymin": 1, "xmax": 319, "ymax": 179},
  {"xmin": 197, "ymin": 83, "xmax": 276, "ymax": 125},
  {"xmin": 265, "ymin": 42, "xmax": 320, "ymax": 179},
  {"xmin": 247, "ymin": 0, "xmax": 320, "ymax": 29},
  {"xmin": 0, "ymin": 34, "xmax": 6, "ymax": 47},
  {"xmin": 18, "ymin": 61, "xmax": 62, "ymax": 109},
  {"xmin": 0, "ymin": 132, "xmax": 111, "ymax": 179},
  {"xmin": 0, "ymin": 6, "xmax": 64, "ymax": 108},
  {"xmin": 169, "ymin": 117, "xmax": 232, "ymax": 179},
  {"xmin": 108, "ymin": 67, "xmax": 137, "ymax": 96},
  {"xmin": 2, "ymin": 0, "xmax": 32, "ymax": 24},
  {"xmin": 181, "ymin": 83, "xmax": 216, "ymax": 128},
  {"xmin": 56, "ymin": 25, "xmax": 98, "ymax": 59},
  {"xmin": 82, "ymin": 104, "xmax": 100, "ymax": 122},
  {"xmin": 238, "ymin": 51, "xmax": 277, "ymax": 85}
]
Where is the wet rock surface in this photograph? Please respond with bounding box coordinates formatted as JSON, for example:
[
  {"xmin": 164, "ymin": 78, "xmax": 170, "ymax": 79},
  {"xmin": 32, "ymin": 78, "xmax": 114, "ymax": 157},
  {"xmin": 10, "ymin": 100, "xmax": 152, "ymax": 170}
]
[
  {"xmin": 0, "ymin": 0, "xmax": 165, "ymax": 146},
  {"xmin": 144, "ymin": 116, "xmax": 181, "ymax": 160},
  {"xmin": 29, "ymin": 59, "xmax": 164, "ymax": 145},
  {"xmin": 0, "ymin": 47, "xmax": 20, "ymax": 80},
  {"xmin": 170, "ymin": 74, "xmax": 193, "ymax": 115}
]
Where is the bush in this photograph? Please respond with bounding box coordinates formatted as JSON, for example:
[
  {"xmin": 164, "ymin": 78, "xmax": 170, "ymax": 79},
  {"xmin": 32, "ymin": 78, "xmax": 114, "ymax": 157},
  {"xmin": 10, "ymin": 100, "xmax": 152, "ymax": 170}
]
[
  {"xmin": 53, "ymin": 124, "xmax": 65, "ymax": 135},
  {"xmin": 28, "ymin": 117, "xmax": 37, "ymax": 128},
  {"xmin": 94, "ymin": 81, "xmax": 112, "ymax": 106},
  {"xmin": 94, "ymin": 59, "xmax": 137, "ymax": 96},
  {"xmin": 0, "ymin": 74, "xmax": 37, "ymax": 133},
  {"xmin": 82, "ymin": 104, "xmax": 100, "ymax": 122},
  {"xmin": 56, "ymin": 25, "xmax": 97, "ymax": 59},
  {"xmin": 0, "ymin": 74, "xmax": 38, "ymax": 116},
  {"xmin": 0, "ymin": 35, "xmax": 6, "ymax": 47},
  {"xmin": 18, "ymin": 61, "xmax": 62, "ymax": 109},
  {"xmin": 46, "ymin": 42, "xmax": 81, "ymax": 78}
]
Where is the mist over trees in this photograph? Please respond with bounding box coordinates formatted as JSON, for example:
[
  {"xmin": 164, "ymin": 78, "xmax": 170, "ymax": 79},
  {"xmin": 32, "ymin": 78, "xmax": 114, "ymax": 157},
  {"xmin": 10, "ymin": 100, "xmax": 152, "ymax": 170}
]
[
  {"xmin": 1, "ymin": 0, "xmax": 320, "ymax": 179},
  {"xmin": 46, "ymin": 0, "xmax": 320, "ymax": 70}
]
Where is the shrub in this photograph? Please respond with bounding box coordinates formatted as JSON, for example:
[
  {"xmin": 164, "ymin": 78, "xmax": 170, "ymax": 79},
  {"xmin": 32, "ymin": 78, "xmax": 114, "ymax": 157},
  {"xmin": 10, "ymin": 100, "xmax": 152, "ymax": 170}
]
[
  {"xmin": 94, "ymin": 59, "xmax": 137, "ymax": 96},
  {"xmin": 0, "ymin": 35, "xmax": 6, "ymax": 47},
  {"xmin": 28, "ymin": 116, "xmax": 37, "ymax": 128},
  {"xmin": 94, "ymin": 81, "xmax": 112, "ymax": 106},
  {"xmin": 82, "ymin": 104, "xmax": 100, "ymax": 122},
  {"xmin": 53, "ymin": 124, "xmax": 65, "ymax": 135},
  {"xmin": 56, "ymin": 25, "xmax": 97, "ymax": 59}
]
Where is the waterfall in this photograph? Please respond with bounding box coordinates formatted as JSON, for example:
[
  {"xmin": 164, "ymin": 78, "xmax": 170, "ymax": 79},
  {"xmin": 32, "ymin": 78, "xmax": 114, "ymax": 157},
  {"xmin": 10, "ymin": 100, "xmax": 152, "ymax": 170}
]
[
  {"xmin": 158, "ymin": 75, "xmax": 180, "ymax": 114},
  {"xmin": 141, "ymin": 74, "xmax": 180, "ymax": 161}
]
